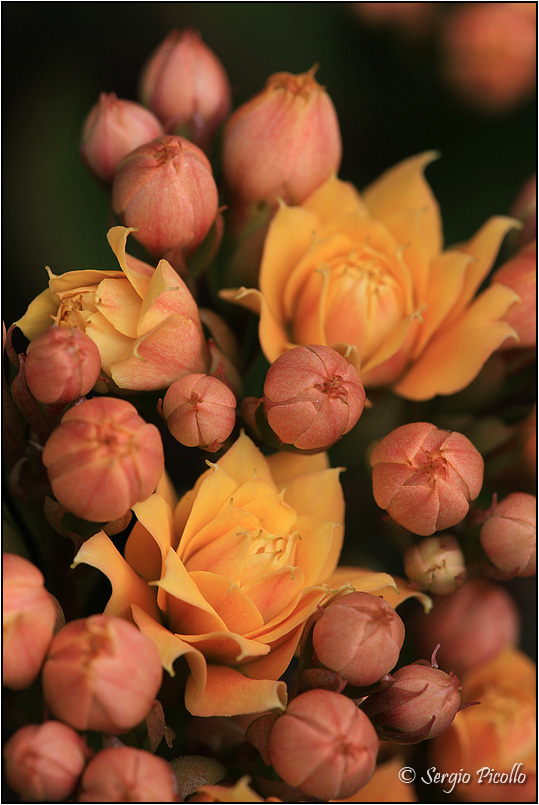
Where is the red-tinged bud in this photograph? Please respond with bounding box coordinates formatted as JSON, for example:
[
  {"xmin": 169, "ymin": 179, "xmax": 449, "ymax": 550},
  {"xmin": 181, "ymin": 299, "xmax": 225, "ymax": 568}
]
[
  {"xmin": 81, "ymin": 92, "xmax": 164, "ymax": 185},
  {"xmin": 25, "ymin": 326, "xmax": 101, "ymax": 405},
  {"xmin": 112, "ymin": 135, "xmax": 219, "ymax": 263},
  {"xmin": 3, "ymin": 554, "xmax": 56, "ymax": 690},
  {"xmin": 4, "ymin": 721, "xmax": 90, "ymax": 802},
  {"xmin": 361, "ymin": 660, "xmax": 461, "ymax": 743},
  {"xmin": 42, "ymin": 397, "xmax": 164, "ymax": 522},
  {"xmin": 42, "ymin": 615, "xmax": 163, "ymax": 734},
  {"xmin": 312, "ymin": 592, "xmax": 405, "ymax": 687},
  {"xmin": 480, "ymin": 492, "xmax": 536, "ymax": 578},
  {"xmin": 162, "ymin": 373, "xmax": 236, "ymax": 452},
  {"xmin": 78, "ymin": 747, "xmax": 178, "ymax": 802},
  {"xmin": 262, "ymin": 345, "xmax": 365, "ymax": 451},
  {"xmin": 412, "ymin": 579, "xmax": 520, "ymax": 677},
  {"xmin": 267, "ymin": 689, "xmax": 378, "ymax": 800},
  {"xmin": 511, "ymin": 175, "xmax": 536, "ymax": 249},
  {"xmin": 404, "ymin": 535, "xmax": 467, "ymax": 595},
  {"xmin": 223, "ymin": 68, "xmax": 342, "ymax": 208},
  {"xmin": 492, "ymin": 241, "xmax": 536, "ymax": 348},
  {"xmin": 370, "ymin": 422, "xmax": 484, "ymax": 536},
  {"xmin": 140, "ymin": 29, "xmax": 231, "ymax": 149},
  {"xmin": 441, "ymin": 2, "xmax": 537, "ymax": 111}
]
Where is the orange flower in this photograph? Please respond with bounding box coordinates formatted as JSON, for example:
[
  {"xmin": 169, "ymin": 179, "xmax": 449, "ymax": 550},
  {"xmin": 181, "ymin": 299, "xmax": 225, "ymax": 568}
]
[
  {"xmin": 15, "ymin": 227, "xmax": 236, "ymax": 392},
  {"xmin": 72, "ymin": 432, "xmax": 422, "ymax": 718},
  {"xmin": 222, "ymin": 154, "xmax": 519, "ymax": 400},
  {"xmin": 430, "ymin": 648, "xmax": 536, "ymax": 802}
]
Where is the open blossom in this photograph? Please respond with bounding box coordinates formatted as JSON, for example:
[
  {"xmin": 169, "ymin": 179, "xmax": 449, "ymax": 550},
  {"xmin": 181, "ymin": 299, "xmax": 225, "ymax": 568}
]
[
  {"xmin": 42, "ymin": 397, "xmax": 164, "ymax": 522},
  {"xmin": 72, "ymin": 432, "xmax": 413, "ymax": 718},
  {"xmin": 3, "ymin": 554, "xmax": 56, "ymax": 690},
  {"xmin": 222, "ymin": 153, "xmax": 519, "ymax": 400},
  {"xmin": 262, "ymin": 345, "xmax": 365, "ymax": 450},
  {"xmin": 267, "ymin": 689, "xmax": 379, "ymax": 800},
  {"xmin": 14, "ymin": 227, "xmax": 237, "ymax": 392},
  {"xmin": 140, "ymin": 29, "xmax": 231, "ymax": 147},
  {"xmin": 430, "ymin": 648, "xmax": 536, "ymax": 802},
  {"xmin": 42, "ymin": 615, "xmax": 163, "ymax": 733},
  {"xmin": 370, "ymin": 423, "xmax": 484, "ymax": 536}
]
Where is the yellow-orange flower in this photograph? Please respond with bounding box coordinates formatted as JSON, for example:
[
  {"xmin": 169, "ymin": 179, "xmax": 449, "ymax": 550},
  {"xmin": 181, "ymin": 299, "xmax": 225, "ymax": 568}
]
[
  {"xmin": 222, "ymin": 153, "xmax": 520, "ymax": 400},
  {"xmin": 15, "ymin": 227, "xmax": 236, "ymax": 392},
  {"xmin": 430, "ymin": 648, "xmax": 536, "ymax": 802},
  {"xmin": 72, "ymin": 432, "xmax": 423, "ymax": 717}
]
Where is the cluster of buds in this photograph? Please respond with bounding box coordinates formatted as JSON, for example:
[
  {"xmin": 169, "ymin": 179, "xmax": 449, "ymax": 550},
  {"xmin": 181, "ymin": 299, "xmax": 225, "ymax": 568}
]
[
  {"xmin": 244, "ymin": 344, "xmax": 365, "ymax": 452},
  {"xmin": 370, "ymin": 422, "xmax": 484, "ymax": 535}
]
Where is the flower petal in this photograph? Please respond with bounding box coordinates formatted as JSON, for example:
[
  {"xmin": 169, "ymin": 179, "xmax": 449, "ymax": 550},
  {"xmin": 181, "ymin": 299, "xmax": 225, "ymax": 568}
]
[
  {"xmin": 94, "ymin": 276, "xmax": 142, "ymax": 338},
  {"xmin": 185, "ymin": 664, "xmax": 287, "ymax": 717},
  {"xmin": 15, "ymin": 288, "xmax": 58, "ymax": 340},
  {"xmin": 219, "ymin": 286, "xmax": 293, "ymax": 363},
  {"xmin": 107, "ymin": 226, "xmax": 154, "ymax": 298},
  {"xmin": 189, "ymin": 571, "xmax": 264, "ymax": 633},
  {"xmin": 266, "ymin": 449, "xmax": 329, "ymax": 487},
  {"xmin": 302, "ymin": 175, "xmax": 368, "ymax": 223},
  {"xmin": 84, "ymin": 311, "xmax": 133, "ymax": 374},
  {"xmin": 137, "ymin": 258, "xmax": 202, "ymax": 336},
  {"xmin": 242, "ymin": 566, "xmax": 306, "ymax": 624},
  {"xmin": 217, "ymin": 431, "xmax": 276, "ymax": 488},
  {"xmin": 294, "ymin": 515, "xmax": 340, "ymax": 587}
]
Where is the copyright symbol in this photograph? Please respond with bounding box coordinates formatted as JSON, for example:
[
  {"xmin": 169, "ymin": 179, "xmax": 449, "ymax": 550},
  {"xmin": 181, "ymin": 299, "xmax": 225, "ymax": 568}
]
[{"xmin": 399, "ymin": 766, "xmax": 416, "ymax": 784}]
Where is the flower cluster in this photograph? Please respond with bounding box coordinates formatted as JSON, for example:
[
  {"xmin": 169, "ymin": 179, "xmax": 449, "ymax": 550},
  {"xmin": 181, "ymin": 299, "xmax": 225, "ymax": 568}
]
[{"xmin": 3, "ymin": 14, "xmax": 536, "ymax": 805}]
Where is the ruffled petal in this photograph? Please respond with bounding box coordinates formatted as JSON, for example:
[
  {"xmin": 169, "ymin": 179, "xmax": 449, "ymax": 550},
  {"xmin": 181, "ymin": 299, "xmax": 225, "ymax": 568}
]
[
  {"xmin": 15, "ymin": 288, "xmax": 58, "ymax": 340},
  {"xmin": 107, "ymin": 226, "xmax": 154, "ymax": 298},
  {"xmin": 84, "ymin": 311, "xmax": 133, "ymax": 375},
  {"xmin": 137, "ymin": 258, "xmax": 202, "ymax": 336},
  {"xmin": 242, "ymin": 625, "xmax": 305, "ymax": 681},
  {"xmin": 189, "ymin": 571, "xmax": 264, "ymax": 633},
  {"xmin": 185, "ymin": 664, "xmax": 287, "ymax": 717},
  {"xmin": 302, "ymin": 175, "xmax": 368, "ymax": 223},
  {"xmin": 217, "ymin": 431, "xmax": 276, "ymax": 488},
  {"xmin": 395, "ymin": 284, "xmax": 520, "ymax": 400},
  {"xmin": 219, "ymin": 286, "xmax": 293, "ymax": 363}
]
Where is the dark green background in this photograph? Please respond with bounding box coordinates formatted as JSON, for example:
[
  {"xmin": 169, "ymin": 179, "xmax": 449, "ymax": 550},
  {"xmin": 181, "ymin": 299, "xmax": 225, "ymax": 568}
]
[{"xmin": 2, "ymin": 1, "xmax": 536, "ymax": 324}]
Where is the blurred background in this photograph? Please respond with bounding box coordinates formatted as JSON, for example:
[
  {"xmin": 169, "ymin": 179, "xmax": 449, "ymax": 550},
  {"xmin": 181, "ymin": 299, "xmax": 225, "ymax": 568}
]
[{"xmin": 2, "ymin": 1, "xmax": 536, "ymax": 322}]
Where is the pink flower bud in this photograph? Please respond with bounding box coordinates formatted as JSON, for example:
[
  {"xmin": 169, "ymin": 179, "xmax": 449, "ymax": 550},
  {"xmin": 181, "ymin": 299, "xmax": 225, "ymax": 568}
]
[
  {"xmin": 81, "ymin": 92, "xmax": 164, "ymax": 184},
  {"xmin": 42, "ymin": 615, "xmax": 163, "ymax": 733},
  {"xmin": 411, "ymin": 579, "xmax": 520, "ymax": 677},
  {"xmin": 3, "ymin": 554, "xmax": 56, "ymax": 690},
  {"xmin": 25, "ymin": 326, "xmax": 101, "ymax": 405},
  {"xmin": 492, "ymin": 241, "xmax": 537, "ymax": 348},
  {"xmin": 404, "ymin": 535, "xmax": 467, "ymax": 595},
  {"xmin": 223, "ymin": 68, "xmax": 342, "ymax": 207},
  {"xmin": 162, "ymin": 373, "xmax": 236, "ymax": 452},
  {"xmin": 362, "ymin": 661, "xmax": 461, "ymax": 743},
  {"xmin": 4, "ymin": 721, "xmax": 90, "ymax": 802},
  {"xmin": 42, "ymin": 397, "xmax": 164, "ymax": 522},
  {"xmin": 267, "ymin": 689, "xmax": 378, "ymax": 800},
  {"xmin": 140, "ymin": 29, "xmax": 231, "ymax": 148},
  {"xmin": 112, "ymin": 135, "xmax": 218, "ymax": 261},
  {"xmin": 262, "ymin": 345, "xmax": 365, "ymax": 450},
  {"xmin": 78, "ymin": 747, "xmax": 178, "ymax": 802},
  {"xmin": 370, "ymin": 422, "xmax": 484, "ymax": 536},
  {"xmin": 312, "ymin": 592, "xmax": 405, "ymax": 687},
  {"xmin": 480, "ymin": 492, "xmax": 536, "ymax": 578}
]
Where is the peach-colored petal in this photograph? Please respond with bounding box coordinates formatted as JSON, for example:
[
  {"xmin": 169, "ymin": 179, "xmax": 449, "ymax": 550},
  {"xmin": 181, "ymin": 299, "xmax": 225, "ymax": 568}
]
[
  {"xmin": 177, "ymin": 631, "xmax": 269, "ymax": 664},
  {"xmin": 217, "ymin": 430, "xmax": 276, "ymax": 488},
  {"xmin": 294, "ymin": 516, "xmax": 340, "ymax": 587},
  {"xmin": 360, "ymin": 313, "xmax": 419, "ymax": 380},
  {"xmin": 183, "ymin": 523, "xmax": 252, "ymax": 583},
  {"xmin": 107, "ymin": 226, "xmax": 154, "ymax": 298},
  {"xmin": 246, "ymin": 586, "xmax": 330, "ymax": 643},
  {"xmin": 443, "ymin": 216, "xmax": 518, "ymax": 329},
  {"xmin": 15, "ymin": 288, "xmax": 58, "ymax": 340},
  {"xmin": 72, "ymin": 532, "xmax": 160, "ymax": 620},
  {"xmin": 155, "ymin": 548, "xmax": 226, "ymax": 630},
  {"xmin": 380, "ymin": 207, "xmax": 436, "ymax": 303},
  {"xmin": 84, "ymin": 311, "xmax": 133, "ymax": 374},
  {"xmin": 155, "ymin": 469, "xmax": 178, "ymax": 511},
  {"xmin": 185, "ymin": 664, "xmax": 287, "ymax": 717},
  {"xmin": 48, "ymin": 268, "xmax": 120, "ymax": 295},
  {"xmin": 94, "ymin": 276, "xmax": 142, "ymax": 338},
  {"xmin": 137, "ymin": 259, "xmax": 202, "ymax": 336},
  {"xmin": 242, "ymin": 566, "xmax": 306, "ymax": 624},
  {"xmin": 197, "ymin": 776, "xmax": 268, "ymax": 803},
  {"xmin": 124, "ymin": 522, "xmax": 162, "ymax": 583},
  {"xmin": 178, "ymin": 464, "xmax": 241, "ymax": 552},
  {"xmin": 219, "ymin": 286, "xmax": 293, "ymax": 363},
  {"xmin": 236, "ymin": 488, "xmax": 297, "ymax": 538},
  {"xmin": 131, "ymin": 605, "xmax": 207, "ymax": 687},
  {"xmin": 395, "ymin": 284, "xmax": 520, "ymax": 400},
  {"xmin": 266, "ymin": 450, "xmax": 329, "ymax": 487},
  {"xmin": 302, "ymin": 175, "xmax": 368, "ymax": 223},
  {"xmin": 189, "ymin": 571, "xmax": 264, "ymax": 633},
  {"xmin": 326, "ymin": 567, "xmax": 431, "ymax": 612},
  {"xmin": 363, "ymin": 152, "xmax": 442, "ymax": 259},
  {"xmin": 125, "ymin": 495, "xmax": 174, "ymax": 603},
  {"xmin": 242, "ymin": 626, "xmax": 305, "ymax": 681}
]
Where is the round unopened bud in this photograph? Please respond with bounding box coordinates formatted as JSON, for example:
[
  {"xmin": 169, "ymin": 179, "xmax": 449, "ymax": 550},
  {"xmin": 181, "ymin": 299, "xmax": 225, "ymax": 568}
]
[
  {"xmin": 362, "ymin": 661, "xmax": 461, "ymax": 743},
  {"xmin": 404, "ymin": 535, "xmax": 467, "ymax": 595},
  {"xmin": 78, "ymin": 747, "xmax": 178, "ymax": 803},
  {"xmin": 42, "ymin": 615, "xmax": 163, "ymax": 733},
  {"xmin": 163, "ymin": 373, "xmax": 236, "ymax": 452},
  {"xmin": 3, "ymin": 554, "xmax": 56, "ymax": 690},
  {"xmin": 25, "ymin": 326, "xmax": 101, "ymax": 405},
  {"xmin": 112, "ymin": 135, "xmax": 218, "ymax": 261},
  {"xmin": 370, "ymin": 422, "xmax": 484, "ymax": 536},
  {"xmin": 140, "ymin": 29, "xmax": 231, "ymax": 148},
  {"xmin": 480, "ymin": 492, "xmax": 536, "ymax": 578},
  {"xmin": 42, "ymin": 397, "xmax": 164, "ymax": 522},
  {"xmin": 81, "ymin": 92, "xmax": 164, "ymax": 184},
  {"xmin": 267, "ymin": 689, "xmax": 378, "ymax": 800},
  {"xmin": 492, "ymin": 241, "xmax": 537, "ymax": 348},
  {"xmin": 4, "ymin": 721, "xmax": 89, "ymax": 802},
  {"xmin": 263, "ymin": 345, "xmax": 365, "ymax": 451},
  {"xmin": 412, "ymin": 579, "xmax": 520, "ymax": 677},
  {"xmin": 312, "ymin": 592, "xmax": 405, "ymax": 687},
  {"xmin": 223, "ymin": 68, "xmax": 342, "ymax": 208}
]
